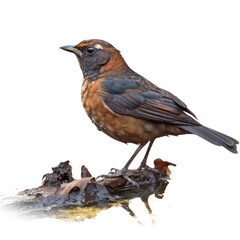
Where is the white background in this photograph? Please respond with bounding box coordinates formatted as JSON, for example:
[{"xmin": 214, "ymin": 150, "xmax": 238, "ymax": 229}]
[{"xmin": 0, "ymin": 0, "xmax": 239, "ymax": 239}]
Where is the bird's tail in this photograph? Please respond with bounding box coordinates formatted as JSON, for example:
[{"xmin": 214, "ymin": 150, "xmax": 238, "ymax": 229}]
[{"xmin": 180, "ymin": 125, "xmax": 238, "ymax": 153}]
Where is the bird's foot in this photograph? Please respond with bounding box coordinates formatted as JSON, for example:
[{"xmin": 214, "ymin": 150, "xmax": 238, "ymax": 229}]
[{"xmin": 98, "ymin": 168, "xmax": 139, "ymax": 188}]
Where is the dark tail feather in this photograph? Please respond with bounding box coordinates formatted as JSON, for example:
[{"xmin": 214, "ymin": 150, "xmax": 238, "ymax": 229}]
[{"xmin": 180, "ymin": 125, "xmax": 239, "ymax": 153}]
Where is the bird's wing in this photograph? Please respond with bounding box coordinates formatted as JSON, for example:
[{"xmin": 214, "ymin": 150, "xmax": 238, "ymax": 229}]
[{"xmin": 101, "ymin": 76, "xmax": 200, "ymax": 126}]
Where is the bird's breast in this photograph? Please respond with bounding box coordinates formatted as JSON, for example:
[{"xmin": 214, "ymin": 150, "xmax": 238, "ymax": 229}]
[{"xmin": 81, "ymin": 78, "xmax": 169, "ymax": 144}]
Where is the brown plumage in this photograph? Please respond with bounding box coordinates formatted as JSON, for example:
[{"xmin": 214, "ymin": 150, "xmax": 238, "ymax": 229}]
[{"xmin": 61, "ymin": 39, "xmax": 238, "ymax": 169}]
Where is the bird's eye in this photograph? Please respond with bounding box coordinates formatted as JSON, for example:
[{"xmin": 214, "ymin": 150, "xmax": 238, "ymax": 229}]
[{"xmin": 86, "ymin": 46, "xmax": 96, "ymax": 55}]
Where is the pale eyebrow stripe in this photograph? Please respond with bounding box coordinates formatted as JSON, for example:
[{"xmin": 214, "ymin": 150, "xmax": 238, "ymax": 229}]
[{"xmin": 94, "ymin": 44, "xmax": 103, "ymax": 49}]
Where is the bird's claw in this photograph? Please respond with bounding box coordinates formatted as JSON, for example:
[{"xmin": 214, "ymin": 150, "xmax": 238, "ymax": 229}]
[{"xmin": 98, "ymin": 168, "xmax": 139, "ymax": 188}]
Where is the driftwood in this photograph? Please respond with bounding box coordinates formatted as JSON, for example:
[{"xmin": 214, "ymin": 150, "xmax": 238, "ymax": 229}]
[{"xmin": 9, "ymin": 160, "xmax": 175, "ymax": 218}]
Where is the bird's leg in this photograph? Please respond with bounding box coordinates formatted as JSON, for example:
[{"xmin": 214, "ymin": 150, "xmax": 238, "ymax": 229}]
[
  {"xmin": 97, "ymin": 144, "xmax": 146, "ymax": 188},
  {"xmin": 138, "ymin": 139, "xmax": 155, "ymax": 169},
  {"xmin": 122, "ymin": 143, "xmax": 147, "ymax": 170},
  {"xmin": 97, "ymin": 143, "xmax": 147, "ymax": 187},
  {"xmin": 112, "ymin": 140, "xmax": 154, "ymax": 186}
]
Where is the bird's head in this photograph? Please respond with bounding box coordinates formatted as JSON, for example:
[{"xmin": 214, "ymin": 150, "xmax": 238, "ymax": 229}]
[{"xmin": 61, "ymin": 39, "xmax": 128, "ymax": 80}]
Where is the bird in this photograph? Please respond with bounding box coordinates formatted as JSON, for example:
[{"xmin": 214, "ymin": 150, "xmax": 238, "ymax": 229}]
[{"xmin": 60, "ymin": 39, "xmax": 238, "ymax": 170}]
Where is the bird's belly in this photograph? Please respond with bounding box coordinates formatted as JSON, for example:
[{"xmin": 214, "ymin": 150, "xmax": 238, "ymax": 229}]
[{"xmin": 85, "ymin": 103, "xmax": 161, "ymax": 144}]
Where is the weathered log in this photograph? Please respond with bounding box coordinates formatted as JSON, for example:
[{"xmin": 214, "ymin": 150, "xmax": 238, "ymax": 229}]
[{"xmin": 12, "ymin": 160, "xmax": 174, "ymax": 213}]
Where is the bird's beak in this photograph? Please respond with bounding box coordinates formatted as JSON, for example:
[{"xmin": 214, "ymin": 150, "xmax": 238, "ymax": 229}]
[{"xmin": 60, "ymin": 45, "xmax": 83, "ymax": 57}]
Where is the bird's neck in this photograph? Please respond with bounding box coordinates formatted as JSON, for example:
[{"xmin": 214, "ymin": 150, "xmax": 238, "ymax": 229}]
[
  {"xmin": 82, "ymin": 68, "xmax": 100, "ymax": 81},
  {"xmin": 98, "ymin": 53, "xmax": 130, "ymax": 77},
  {"xmin": 77, "ymin": 58, "xmax": 100, "ymax": 81}
]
